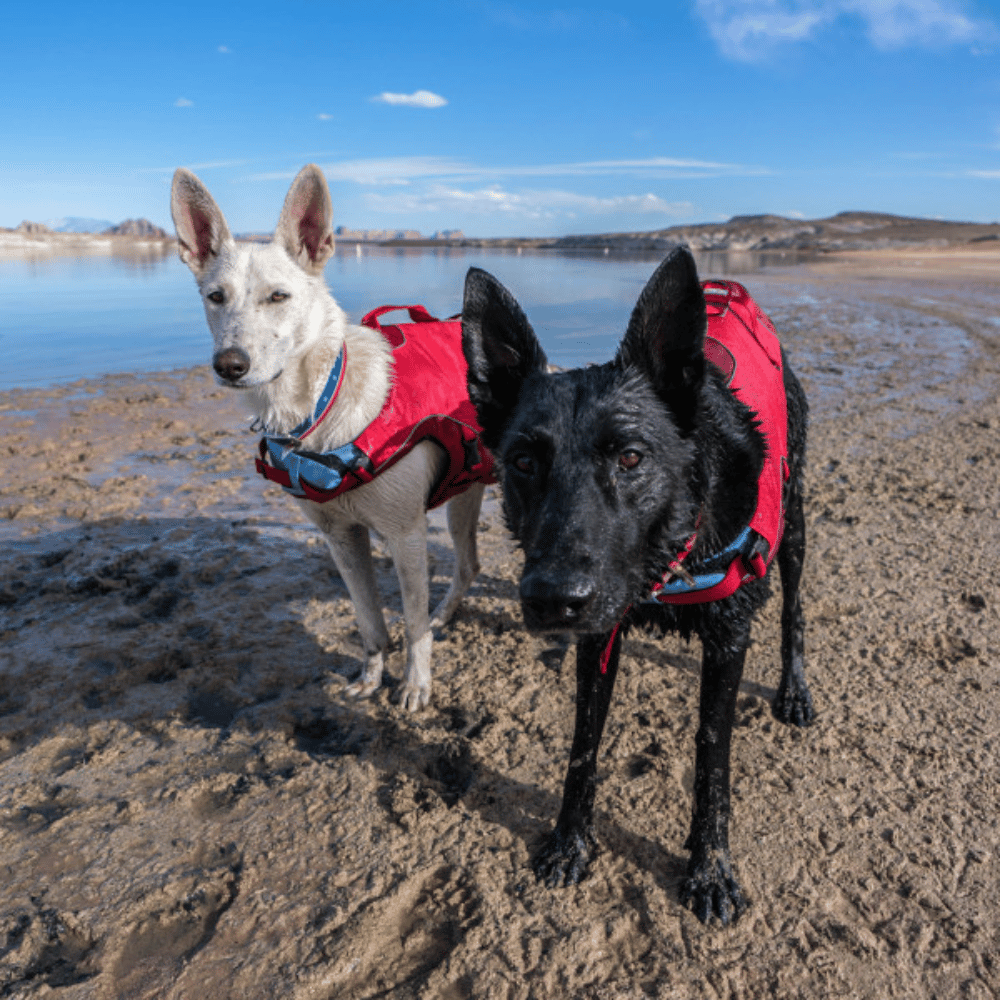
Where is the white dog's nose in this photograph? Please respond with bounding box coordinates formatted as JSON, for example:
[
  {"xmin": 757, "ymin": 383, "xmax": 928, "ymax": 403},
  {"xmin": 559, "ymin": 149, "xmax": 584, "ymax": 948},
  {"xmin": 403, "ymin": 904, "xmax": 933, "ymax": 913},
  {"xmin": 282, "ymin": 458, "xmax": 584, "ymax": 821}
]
[{"xmin": 213, "ymin": 347, "xmax": 250, "ymax": 382}]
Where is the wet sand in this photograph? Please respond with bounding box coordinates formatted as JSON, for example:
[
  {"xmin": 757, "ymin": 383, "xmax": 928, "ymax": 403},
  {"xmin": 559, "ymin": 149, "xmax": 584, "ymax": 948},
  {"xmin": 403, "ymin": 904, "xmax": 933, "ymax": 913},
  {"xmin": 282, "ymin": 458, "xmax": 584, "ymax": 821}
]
[{"xmin": 2, "ymin": 254, "xmax": 1000, "ymax": 999}]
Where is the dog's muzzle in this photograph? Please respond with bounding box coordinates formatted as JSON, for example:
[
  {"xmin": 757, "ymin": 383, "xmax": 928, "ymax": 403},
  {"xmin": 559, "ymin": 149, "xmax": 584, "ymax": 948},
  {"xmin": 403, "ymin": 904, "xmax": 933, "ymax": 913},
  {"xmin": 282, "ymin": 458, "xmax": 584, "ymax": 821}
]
[{"xmin": 520, "ymin": 569, "xmax": 598, "ymax": 631}]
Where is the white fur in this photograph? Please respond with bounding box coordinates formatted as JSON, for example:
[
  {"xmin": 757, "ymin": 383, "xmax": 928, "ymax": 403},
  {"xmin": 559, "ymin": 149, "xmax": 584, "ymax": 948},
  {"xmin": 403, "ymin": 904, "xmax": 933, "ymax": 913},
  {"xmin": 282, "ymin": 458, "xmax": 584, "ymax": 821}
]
[{"xmin": 171, "ymin": 164, "xmax": 483, "ymax": 710}]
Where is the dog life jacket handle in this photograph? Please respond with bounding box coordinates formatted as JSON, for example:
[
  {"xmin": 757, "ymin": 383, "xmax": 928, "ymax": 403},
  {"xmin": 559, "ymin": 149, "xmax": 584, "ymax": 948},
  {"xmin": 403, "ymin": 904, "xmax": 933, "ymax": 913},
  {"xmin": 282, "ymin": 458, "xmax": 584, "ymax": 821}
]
[{"xmin": 361, "ymin": 304, "xmax": 438, "ymax": 330}]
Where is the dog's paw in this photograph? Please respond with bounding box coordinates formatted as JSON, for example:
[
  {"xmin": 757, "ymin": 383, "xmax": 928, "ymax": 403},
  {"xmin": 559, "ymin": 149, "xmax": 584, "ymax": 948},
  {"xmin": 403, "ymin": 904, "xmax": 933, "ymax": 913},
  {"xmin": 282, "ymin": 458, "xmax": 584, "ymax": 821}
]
[
  {"xmin": 344, "ymin": 654, "xmax": 385, "ymax": 701},
  {"xmin": 344, "ymin": 677, "xmax": 381, "ymax": 700},
  {"xmin": 429, "ymin": 603, "xmax": 456, "ymax": 632},
  {"xmin": 533, "ymin": 827, "xmax": 596, "ymax": 888},
  {"xmin": 679, "ymin": 852, "xmax": 748, "ymax": 927},
  {"xmin": 396, "ymin": 681, "xmax": 430, "ymax": 712},
  {"xmin": 773, "ymin": 677, "xmax": 815, "ymax": 727}
]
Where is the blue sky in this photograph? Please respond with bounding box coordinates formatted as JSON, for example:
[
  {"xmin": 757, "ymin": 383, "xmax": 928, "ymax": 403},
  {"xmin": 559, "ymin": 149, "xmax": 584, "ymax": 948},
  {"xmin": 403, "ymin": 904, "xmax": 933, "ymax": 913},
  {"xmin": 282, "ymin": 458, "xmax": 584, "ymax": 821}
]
[{"xmin": 5, "ymin": 0, "xmax": 998, "ymax": 237}]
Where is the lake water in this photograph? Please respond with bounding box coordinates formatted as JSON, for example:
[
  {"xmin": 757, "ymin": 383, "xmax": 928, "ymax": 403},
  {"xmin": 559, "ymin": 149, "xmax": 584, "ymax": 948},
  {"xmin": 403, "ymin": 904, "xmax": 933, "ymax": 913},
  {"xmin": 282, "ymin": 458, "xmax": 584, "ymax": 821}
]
[
  {"xmin": 2, "ymin": 244, "xmax": 995, "ymax": 441},
  {"xmin": 0, "ymin": 244, "xmax": 805, "ymax": 392}
]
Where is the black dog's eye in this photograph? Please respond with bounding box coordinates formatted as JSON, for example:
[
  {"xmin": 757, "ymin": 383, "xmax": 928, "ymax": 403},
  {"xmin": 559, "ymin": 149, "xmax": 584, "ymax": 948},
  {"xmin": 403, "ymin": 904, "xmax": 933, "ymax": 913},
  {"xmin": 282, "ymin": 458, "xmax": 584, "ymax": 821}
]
[
  {"xmin": 269, "ymin": 290, "xmax": 290, "ymax": 303},
  {"xmin": 207, "ymin": 290, "xmax": 225, "ymax": 304},
  {"xmin": 618, "ymin": 450, "xmax": 642, "ymax": 471},
  {"xmin": 510, "ymin": 454, "xmax": 536, "ymax": 476}
]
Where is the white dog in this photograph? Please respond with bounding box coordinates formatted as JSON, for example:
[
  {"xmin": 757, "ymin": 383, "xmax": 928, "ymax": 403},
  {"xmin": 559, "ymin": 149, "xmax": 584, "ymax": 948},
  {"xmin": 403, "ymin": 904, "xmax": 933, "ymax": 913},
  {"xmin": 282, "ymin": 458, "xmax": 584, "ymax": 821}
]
[{"xmin": 170, "ymin": 164, "xmax": 488, "ymax": 710}]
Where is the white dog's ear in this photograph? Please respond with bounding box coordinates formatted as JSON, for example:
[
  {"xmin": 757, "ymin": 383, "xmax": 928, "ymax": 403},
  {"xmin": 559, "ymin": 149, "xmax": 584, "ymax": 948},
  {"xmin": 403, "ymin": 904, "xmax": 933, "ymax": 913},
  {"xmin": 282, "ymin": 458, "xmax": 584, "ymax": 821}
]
[
  {"xmin": 170, "ymin": 168, "xmax": 233, "ymax": 275},
  {"xmin": 274, "ymin": 164, "xmax": 335, "ymax": 275}
]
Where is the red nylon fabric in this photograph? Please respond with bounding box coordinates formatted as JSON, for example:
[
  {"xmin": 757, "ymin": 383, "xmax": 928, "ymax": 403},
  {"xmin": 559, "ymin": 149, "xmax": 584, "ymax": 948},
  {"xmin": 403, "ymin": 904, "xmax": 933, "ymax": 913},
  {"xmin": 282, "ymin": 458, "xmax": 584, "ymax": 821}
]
[
  {"xmin": 601, "ymin": 280, "xmax": 790, "ymax": 671},
  {"xmin": 356, "ymin": 307, "xmax": 496, "ymax": 509},
  {"xmin": 258, "ymin": 305, "xmax": 495, "ymax": 510},
  {"xmin": 650, "ymin": 279, "xmax": 789, "ymax": 606}
]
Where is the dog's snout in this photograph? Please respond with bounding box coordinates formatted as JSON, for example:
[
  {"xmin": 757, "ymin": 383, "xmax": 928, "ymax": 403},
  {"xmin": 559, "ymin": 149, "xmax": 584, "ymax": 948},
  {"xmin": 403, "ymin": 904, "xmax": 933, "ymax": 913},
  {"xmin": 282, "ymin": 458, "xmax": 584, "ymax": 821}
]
[
  {"xmin": 520, "ymin": 571, "xmax": 596, "ymax": 630},
  {"xmin": 213, "ymin": 347, "xmax": 251, "ymax": 382}
]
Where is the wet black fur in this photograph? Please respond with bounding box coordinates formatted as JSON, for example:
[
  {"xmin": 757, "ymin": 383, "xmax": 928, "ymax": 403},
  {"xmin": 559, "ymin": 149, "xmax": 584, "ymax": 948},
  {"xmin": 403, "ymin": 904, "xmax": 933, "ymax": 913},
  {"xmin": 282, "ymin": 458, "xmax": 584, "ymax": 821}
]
[{"xmin": 462, "ymin": 248, "xmax": 814, "ymax": 926}]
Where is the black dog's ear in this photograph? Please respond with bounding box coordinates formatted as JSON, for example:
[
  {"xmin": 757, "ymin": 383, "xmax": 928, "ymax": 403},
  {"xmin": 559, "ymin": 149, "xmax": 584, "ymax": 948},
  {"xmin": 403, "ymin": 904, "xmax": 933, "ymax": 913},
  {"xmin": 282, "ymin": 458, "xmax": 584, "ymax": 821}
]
[
  {"xmin": 617, "ymin": 246, "xmax": 707, "ymax": 432},
  {"xmin": 462, "ymin": 267, "xmax": 548, "ymax": 449}
]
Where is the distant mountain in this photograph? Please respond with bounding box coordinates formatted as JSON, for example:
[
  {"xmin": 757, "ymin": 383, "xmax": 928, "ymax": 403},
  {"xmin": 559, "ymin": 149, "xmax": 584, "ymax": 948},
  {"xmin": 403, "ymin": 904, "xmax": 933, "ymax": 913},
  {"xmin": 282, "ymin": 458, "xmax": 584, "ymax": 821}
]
[
  {"xmin": 45, "ymin": 216, "xmax": 116, "ymax": 233},
  {"xmin": 545, "ymin": 211, "xmax": 1000, "ymax": 253},
  {"xmin": 449, "ymin": 211, "xmax": 1000, "ymax": 252},
  {"xmin": 103, "ymin": 218, "xmax": 169, "ymax": 239}
]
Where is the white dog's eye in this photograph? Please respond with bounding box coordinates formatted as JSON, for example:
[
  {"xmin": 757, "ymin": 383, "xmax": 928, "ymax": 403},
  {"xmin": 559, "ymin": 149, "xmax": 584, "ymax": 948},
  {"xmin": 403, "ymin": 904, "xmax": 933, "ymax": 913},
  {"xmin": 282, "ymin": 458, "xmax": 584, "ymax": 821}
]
[
  {"xmin": 269, "ymin": 291, "xmax": 290, "ymax": 303},
  {"xmin": 207, "ymin": 290, "xmax": 225, "ymax": 304}
]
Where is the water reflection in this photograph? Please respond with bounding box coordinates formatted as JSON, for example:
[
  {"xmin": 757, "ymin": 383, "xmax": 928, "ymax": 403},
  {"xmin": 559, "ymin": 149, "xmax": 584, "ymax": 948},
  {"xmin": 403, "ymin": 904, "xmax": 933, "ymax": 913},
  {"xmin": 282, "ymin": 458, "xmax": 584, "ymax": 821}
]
[
  {"xmin": 336, "ymin": 242, "xmax": 818, "ymax": 273},
  {"xmin": 0, "ymin": 242, "xmax": 984, "ymax": 415},
  {"xmin": 0, "ymin": 240, "xmax": 175, "ymax": 274},
  {"xmin": 108, "ymin": 242, "xmax": 176, "ymax": 272}
]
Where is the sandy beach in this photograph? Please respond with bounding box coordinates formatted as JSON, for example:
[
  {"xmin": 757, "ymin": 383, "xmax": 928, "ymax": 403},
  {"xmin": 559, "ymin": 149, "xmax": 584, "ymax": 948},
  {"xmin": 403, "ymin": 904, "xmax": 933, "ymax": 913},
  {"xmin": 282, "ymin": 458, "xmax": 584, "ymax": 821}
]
[{"xmin": 2, "ymin": 250, "xmax": 1000, "ymax": 999}]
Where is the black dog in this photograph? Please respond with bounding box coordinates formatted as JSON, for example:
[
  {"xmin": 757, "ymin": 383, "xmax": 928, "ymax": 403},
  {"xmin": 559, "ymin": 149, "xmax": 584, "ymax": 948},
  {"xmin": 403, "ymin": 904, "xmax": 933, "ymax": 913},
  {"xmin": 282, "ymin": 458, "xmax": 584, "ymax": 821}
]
[{"xmin": 461, "ymin": 247, "xmax": 814, "ymax": 926}]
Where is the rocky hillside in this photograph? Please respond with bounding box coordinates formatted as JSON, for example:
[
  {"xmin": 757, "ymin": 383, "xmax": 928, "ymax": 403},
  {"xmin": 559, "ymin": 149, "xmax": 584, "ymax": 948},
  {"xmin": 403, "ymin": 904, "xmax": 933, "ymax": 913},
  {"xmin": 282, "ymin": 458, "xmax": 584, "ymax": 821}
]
[
  {"xmin": 552, "ymin": 211, "xmax": 1000, "ymax": 252},
  {"xmin": 102, "ymin": 218, "xmax": 169, "ymax": 239},
  {"xmin": 14, "ymin": 221, "xmax": 53, "ymax": 236},
  {"xmin": 1, "ymin": 218, "xmax": 172, "ymax": 253},
  {"xmin": 455, "ymin": 211, "xmax": 1000, "ymax": 252}
]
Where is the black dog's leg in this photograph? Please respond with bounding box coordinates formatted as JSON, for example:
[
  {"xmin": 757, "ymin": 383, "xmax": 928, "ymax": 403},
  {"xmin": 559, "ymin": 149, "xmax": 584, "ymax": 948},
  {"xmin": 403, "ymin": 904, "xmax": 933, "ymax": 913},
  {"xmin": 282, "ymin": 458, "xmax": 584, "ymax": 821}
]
[
  {"xmin": 534, "ymin": 628, "xmax": 621, "ymax": 887},
  {"xmin": 680, "ymin": 629, "xmax": 749, "ymax": 926},
  {"xmin": 774, "ymin": 474, "xmax": 815, "ymax": 726}
]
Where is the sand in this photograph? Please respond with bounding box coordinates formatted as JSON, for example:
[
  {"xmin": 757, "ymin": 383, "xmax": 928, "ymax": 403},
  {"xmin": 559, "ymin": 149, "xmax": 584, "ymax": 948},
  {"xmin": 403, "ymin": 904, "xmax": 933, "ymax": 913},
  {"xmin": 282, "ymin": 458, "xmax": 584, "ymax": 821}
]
[{"xmin": 1, "ymin": 254, "xmax": 999, "ymax": 999}]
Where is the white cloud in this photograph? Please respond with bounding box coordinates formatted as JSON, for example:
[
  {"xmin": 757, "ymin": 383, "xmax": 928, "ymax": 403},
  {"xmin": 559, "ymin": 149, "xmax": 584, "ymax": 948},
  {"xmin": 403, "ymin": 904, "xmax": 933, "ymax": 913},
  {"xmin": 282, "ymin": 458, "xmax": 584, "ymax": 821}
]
[
  {"xmin": 317, "ymin": 113, "xmax": 334, "ymax": 121},
  {"xmin": 695, "ymin": 1, "xmax": 824, "ymax": 60},
  {"xmin": 252, "ymin": 157, "xmax": 470, "ymax": 185},
  {"xmin": 187, "ymin": 159, "xmax": 248, "ymax": 171},
  {"xmin": 968, "ymin": 169, "xmax": 1000, "ymax": 178},
  {"xmin": 694, "ymin": 0, "xmax": 996, "ymax": 61},
  {"xmin": 218, "ymin": 45, "xmax": 230, "ymax": 54},
  {"xmin": 141, "ymin": 158, "xmax": 250, "ymax": 176},
  {"xmin": 371, "ymin": 90, "xmax": 448, "ymax": 108},
  {"xmin": 244, "ymin": 156, "xmax": 755, "ymax": 224},
  {"xmin": 847, "ymin": 0, "xmax": 984, "ymax": 48},
  {"xmin": 894, "ymin": 150, "xmax": 951, "ymax": 160},
  {"xmin": 174, "ymin": 97, "xmax": 193, "ymax": 107},
  {"xmin": 497, "ymin": 157, "xmax": 767, "ymax": 179},
  {"xmin": 364, "ymin": 183, "xmax": 695, "ymax": 220},
  {"xmin": 248, "ymin": 155, "xmax": 767, "ymax": 185}
]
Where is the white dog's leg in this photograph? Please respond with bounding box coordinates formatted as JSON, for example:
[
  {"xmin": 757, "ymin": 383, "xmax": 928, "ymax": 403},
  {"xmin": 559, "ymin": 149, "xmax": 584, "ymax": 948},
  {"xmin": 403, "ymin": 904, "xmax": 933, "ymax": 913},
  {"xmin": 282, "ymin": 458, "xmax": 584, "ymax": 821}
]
[
  {"xmin": 430, "ymin": 483, "xmax": 485, "ymax": 629},
  {"xmin": 321, "ymin": 521, "xmax": 390, "ymax": 699},
  {"xmin": 385, "ymin": 522, "xmax": 434, "ymax": 712}
]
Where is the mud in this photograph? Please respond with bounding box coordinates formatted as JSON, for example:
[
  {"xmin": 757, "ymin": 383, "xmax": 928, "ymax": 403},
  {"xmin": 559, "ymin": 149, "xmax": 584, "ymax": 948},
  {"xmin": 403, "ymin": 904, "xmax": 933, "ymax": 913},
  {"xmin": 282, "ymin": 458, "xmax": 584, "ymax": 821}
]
[{"xmin": 2, "ymin": 261, "xmax": 1000, "ymax": 999}]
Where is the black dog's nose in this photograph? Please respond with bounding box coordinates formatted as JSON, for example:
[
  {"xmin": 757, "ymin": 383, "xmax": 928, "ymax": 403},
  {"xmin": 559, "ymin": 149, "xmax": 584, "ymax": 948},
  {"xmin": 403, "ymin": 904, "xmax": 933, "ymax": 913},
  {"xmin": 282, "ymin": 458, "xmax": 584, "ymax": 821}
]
[
  {"xmin": 520, "ymin": 571, "xmax": 596, "ymax": 630},
  {"xmin": 213, "ymin": 347, "xmax": 251, "ymax": 382}
]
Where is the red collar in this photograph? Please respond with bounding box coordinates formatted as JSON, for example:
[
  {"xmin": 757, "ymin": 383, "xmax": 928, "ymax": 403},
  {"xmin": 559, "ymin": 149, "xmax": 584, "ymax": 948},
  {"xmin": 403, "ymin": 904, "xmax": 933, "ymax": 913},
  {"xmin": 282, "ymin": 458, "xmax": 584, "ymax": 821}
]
[{"xmin": 598, "ymin": 521, "xmax": 700, "ymax": 675}]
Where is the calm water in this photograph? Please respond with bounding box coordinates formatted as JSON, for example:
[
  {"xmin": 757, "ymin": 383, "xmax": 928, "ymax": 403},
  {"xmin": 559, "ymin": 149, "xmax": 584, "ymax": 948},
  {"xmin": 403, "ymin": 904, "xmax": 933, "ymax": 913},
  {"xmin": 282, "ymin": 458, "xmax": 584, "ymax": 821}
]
[
  {"xmin": 2, "ymin": 245, "xmax": 995, "ymax": 441},
  {"xmin": 0, "ymin": 245, "xmax": 804, "ymax": 391}
]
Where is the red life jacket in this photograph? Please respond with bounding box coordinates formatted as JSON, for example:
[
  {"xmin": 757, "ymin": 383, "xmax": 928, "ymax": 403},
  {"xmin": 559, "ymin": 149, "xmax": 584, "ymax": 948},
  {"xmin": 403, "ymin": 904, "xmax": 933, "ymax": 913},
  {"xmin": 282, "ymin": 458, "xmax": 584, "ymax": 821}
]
[
  {"xmin": 255, "ymin": 305, "xmax": 496, "ymax": 510},
  {"xmin": 599, "ymin": 278, "xmax": 791, "ymax": 673},
  {"xmin": 649, "ymin": 279, "xmax": 789, "ymax": 606}
]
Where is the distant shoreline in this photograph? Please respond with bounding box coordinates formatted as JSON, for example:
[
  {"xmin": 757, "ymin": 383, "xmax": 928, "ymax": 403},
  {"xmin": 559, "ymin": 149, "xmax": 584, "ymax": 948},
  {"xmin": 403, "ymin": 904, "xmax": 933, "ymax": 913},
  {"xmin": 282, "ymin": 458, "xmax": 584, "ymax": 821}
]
[
  {"xmin": 3, "ymin": 209, "xmax": 999, "ymax": 260},
  {"xmin": 0, "ymin": 229, "xmax": 174, "ymax": 259}
]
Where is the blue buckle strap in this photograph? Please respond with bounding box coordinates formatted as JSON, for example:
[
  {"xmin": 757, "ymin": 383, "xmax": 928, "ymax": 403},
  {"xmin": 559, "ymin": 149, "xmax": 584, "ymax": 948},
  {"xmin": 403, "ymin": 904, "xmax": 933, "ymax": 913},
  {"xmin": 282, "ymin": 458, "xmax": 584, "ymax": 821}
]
[
  {"xmin": 264, "ymin": 437, "xmax": 372, "ymax": 496},
  {"xmin": 290, "ymin": 345, "xmax": 346, "ymax": 440},
  {"xmin": 261, "ymin": 344, "xmax": 368, "ymax": 497},
  {"xmin": 648, "ymin": 526, "xmax": 756, "ymax": 599}
]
